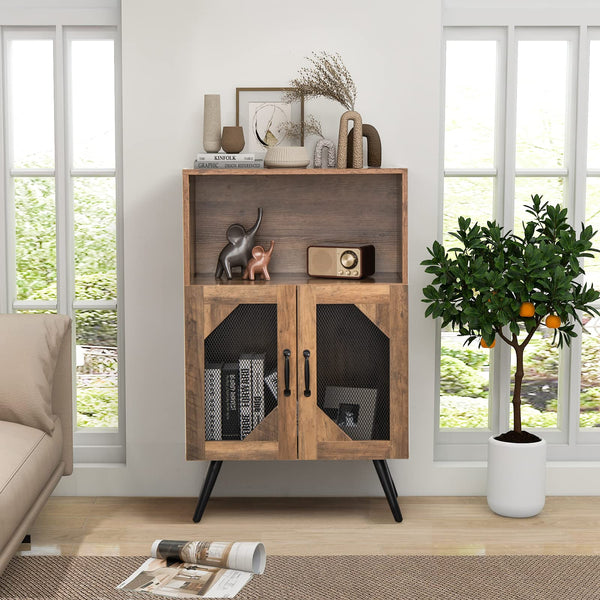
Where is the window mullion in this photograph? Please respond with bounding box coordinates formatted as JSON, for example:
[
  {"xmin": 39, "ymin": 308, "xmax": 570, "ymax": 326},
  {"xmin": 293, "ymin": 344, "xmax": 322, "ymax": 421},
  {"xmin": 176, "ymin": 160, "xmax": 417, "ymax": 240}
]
[
  {"xmin": 571, "ymin": 26, "xmax": 593, "ymax": 446},
  {"xmin": 444, "ymin": 168, "xmax": 498, "ymax": 177},
  {"xmin": 502, "ymin": 25, "xmax": 518, "ymax": 233},
  {"xmin": 495, "ymin": 26, "xmax": 519, "ymax": 435},
  {"xmin": 490, "ymin": 28, "xmax": 508, "ymax": 436},
  {"xmin": 9, "ymin": 168, "xmax": 55, "ymax": 177},
  {"xmin": 3, "ymin": 31, "xmax": 18, "ymax": 313},
  {"xmin": 514, "ymin": 169, "xmax": 569, "ymax": 177},
  {"xmin": 574, "ymin": 25, "xmax": 590, "ymax": 222},
  {"xmin": 70, "ymin": 168, "xmax": 116, "ymax": 177},
  {"xmin": 0, "ymin": 28, "xmax": 7, "ymax": 314},
  {"xmin": 55, "ymin": 25, "xmax": 71, "ymax": 319},
  {"xmin": 495, "ymin": 27, "xmax": 508, "ymax": 225}
]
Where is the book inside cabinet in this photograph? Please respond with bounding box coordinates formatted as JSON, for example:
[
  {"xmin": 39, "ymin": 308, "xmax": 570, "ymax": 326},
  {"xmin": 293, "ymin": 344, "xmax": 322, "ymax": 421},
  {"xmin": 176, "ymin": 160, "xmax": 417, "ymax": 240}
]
[{"xmin": 183, "ymin": 168, "xmax": 408, "ymax": 463}]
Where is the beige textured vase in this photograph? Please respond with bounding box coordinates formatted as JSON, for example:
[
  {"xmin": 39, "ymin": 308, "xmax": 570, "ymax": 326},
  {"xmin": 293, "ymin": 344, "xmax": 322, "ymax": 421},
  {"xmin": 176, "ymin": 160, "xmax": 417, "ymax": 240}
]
[
  {"xmin": 221, "ymin": 126, "xmax": 245, "ymax": 154},
  {"xmin": 337, "ymin": 110, "xmax": 363, "ymax": 168},
  {"xmin": 203, "ymin": 94, "xmax": 221, "ymax": 153}
]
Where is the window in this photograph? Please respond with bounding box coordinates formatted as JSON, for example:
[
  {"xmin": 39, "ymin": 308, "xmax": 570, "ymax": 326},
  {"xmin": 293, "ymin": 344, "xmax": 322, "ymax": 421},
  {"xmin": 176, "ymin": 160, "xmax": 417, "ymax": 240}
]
[
  {"xmin": 438, "ymin": 25, "xmax": 600, "ymax": 460},
  {"xmin": 1, "ymin": 4, "xmax": 123, "ymax": 462}
]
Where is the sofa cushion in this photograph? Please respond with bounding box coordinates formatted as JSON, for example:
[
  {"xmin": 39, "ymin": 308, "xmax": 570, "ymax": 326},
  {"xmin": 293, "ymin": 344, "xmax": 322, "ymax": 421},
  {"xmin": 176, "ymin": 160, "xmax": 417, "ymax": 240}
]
[
  {"xmin": 0, "ymin": 418, "xmax": 63, "ymax": 550},
  {"xmin": 0, "ymin": 314, "xmax": 70, "ymax": 434}
]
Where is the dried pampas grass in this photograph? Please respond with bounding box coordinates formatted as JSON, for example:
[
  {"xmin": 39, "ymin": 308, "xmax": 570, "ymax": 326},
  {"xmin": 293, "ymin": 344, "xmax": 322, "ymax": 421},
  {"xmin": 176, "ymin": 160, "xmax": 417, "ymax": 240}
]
[{"xmin": 284, "ymin": 51, "xmax": 357, "ymax": 111}]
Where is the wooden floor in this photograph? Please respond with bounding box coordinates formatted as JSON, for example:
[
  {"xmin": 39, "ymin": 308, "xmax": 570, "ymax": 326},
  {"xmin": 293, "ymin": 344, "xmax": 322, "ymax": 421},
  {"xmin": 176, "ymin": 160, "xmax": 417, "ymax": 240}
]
[{"xmin": 19, "ymin": 496, "xmax": 600, "ymax": 557}]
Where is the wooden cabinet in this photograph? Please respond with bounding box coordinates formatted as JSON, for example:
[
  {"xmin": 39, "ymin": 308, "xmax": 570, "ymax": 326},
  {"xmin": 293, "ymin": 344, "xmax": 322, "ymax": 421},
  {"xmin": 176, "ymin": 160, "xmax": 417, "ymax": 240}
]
[{"xmin": 183, "ymin": 168, "xmax": 408, "ymax": 521}]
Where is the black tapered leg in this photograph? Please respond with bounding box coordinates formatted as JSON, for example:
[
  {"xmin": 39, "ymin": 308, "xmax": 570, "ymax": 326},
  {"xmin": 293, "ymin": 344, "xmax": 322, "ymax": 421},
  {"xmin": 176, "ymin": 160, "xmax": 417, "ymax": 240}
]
[
  {"xmin": 383, "ymin": 459, "xmax": 398, "ymax": 498},
  {"xmin": 22, "ymin": 535, "xmax": 31, "ymax": 544},
  {"xmin": 373, "ymin": 459, "xmax": 403, "ymax": 522},
  {"xmin": 193, "ymin": 461, "xmax": 222, "ymax": 522}
]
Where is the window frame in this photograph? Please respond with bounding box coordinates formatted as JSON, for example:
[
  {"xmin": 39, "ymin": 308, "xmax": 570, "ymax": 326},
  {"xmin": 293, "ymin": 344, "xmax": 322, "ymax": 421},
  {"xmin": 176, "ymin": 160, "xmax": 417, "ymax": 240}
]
[
  {"xmin": 0, "ymin": 4, "xmax": 123, "ymax": 463},
  {"xmin": 437, "ymin": 24, "xmax": 600, "ymax": 461}
]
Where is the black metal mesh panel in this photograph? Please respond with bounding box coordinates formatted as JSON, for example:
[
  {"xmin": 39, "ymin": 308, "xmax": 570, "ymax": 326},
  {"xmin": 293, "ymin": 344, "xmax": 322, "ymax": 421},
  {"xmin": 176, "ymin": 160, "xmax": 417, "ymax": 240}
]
[
  {"xmin": 316, "ymin": 304, "xmax": 390, "ymax": 440},
  {"xmin": 204, "ymin": 304, "xmax": 278, "ymax": 440}
]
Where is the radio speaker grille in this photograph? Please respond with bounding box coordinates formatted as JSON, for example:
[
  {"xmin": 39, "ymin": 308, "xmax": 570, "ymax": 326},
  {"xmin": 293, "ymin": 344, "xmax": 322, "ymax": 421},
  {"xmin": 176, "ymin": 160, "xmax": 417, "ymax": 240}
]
[{"xmin": 308, "ymin": 248, "xmax": 335, "ymax": 275}]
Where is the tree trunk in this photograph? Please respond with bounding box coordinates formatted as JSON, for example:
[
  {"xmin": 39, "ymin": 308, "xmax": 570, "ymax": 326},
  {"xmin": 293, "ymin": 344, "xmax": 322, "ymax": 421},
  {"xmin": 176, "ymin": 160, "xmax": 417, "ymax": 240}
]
[{"xmin": 512, "ymin": 346, "xmax": 525, "ymax": 433}]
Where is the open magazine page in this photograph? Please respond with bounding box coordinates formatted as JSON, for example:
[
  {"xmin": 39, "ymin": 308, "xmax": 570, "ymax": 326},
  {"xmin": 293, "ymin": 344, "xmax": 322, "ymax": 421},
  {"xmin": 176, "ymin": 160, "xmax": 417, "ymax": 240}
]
[
  {"xmin": 117, "ymin": 541, "xmax": 265, "ymax": 598},
  {"xmin": 151, "ymin": 540, "xmax": 266, "ymax": 574},
  {"xmin": 116, "ymin": 558, "xmax": 253, "ymax": 599}
]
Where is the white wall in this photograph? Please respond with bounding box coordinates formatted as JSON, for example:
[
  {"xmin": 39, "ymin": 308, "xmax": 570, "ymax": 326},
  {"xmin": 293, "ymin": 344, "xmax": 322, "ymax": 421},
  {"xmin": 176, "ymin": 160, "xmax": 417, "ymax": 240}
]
[{"xmin": 56, "ymin": 0, "xmax": 489, "ymax": 498}]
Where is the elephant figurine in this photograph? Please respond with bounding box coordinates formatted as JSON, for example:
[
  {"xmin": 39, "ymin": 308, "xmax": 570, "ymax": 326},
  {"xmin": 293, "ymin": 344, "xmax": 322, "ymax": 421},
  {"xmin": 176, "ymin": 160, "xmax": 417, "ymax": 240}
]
[
  {"xmin": 215, "ymin": 208, "xmax": 263, "ymax": 279},
  {"xmin": 243, "ymin": 240, "xmax": 275, "ymax": 281}
]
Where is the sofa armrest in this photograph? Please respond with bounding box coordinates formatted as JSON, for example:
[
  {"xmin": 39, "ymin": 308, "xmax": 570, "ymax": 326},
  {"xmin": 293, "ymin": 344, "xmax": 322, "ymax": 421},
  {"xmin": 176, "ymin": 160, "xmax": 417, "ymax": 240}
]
[{"xmin": 51, "ymin": 321, "xmax": 73, "ymax": 475}]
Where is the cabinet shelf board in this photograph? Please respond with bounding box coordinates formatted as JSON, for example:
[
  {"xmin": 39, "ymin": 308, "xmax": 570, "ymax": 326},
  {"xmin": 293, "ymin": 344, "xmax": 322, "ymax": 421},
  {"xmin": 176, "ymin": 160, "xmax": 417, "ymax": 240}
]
[{"xmin": 189, "ymin": 272, "xmax": 406, "ymax": 287}]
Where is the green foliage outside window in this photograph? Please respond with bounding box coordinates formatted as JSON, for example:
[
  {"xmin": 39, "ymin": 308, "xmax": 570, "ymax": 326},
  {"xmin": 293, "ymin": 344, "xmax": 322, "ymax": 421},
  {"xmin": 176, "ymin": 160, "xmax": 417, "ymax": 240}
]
[{"xmin": 15, "ymin": 172, "xmax": 118, "ymax": 428}]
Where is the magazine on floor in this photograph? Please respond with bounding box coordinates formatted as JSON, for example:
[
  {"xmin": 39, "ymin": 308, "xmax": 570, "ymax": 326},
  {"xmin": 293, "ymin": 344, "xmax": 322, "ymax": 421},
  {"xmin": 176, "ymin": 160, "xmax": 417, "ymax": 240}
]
[{"xmin": 117, "ymin": 539, "xmax": 266, "ymax": 598}]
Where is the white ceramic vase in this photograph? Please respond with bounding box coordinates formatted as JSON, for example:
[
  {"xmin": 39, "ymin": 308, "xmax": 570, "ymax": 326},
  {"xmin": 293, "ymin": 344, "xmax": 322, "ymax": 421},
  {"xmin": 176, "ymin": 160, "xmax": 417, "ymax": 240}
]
[
  {"xmin": 486, "ymin": 435, "xmax": 546, "ymax": 518},
  {"xmin": 203, "ymin": 94, "xmax": 221, "ymax": 153},
  {"xmin": 264, "ymin": 146, "xmax": 310, "ymax": 168}
]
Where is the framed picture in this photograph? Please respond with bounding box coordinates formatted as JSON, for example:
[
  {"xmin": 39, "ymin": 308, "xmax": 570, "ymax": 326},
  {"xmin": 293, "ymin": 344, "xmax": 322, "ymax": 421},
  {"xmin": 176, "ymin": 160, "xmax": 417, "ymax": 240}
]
[
  {"xmin": 236, "ymin": 87, "xmax": 304, "ymax": 154},
  {"xmin": 323, "ymin": 386, "xmax": 378, "ymax": 441}
]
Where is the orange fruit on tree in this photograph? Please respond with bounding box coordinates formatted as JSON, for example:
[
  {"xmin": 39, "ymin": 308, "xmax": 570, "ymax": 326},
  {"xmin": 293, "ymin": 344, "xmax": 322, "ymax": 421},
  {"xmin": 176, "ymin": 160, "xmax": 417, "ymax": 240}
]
[
  {"xmin": 519, "ymin": 302, "xmax": 535, "ymax": 318},
  {"xmin": 545, "ymin": 314, "xmax": 561, "ymax": 329},
  {"xmin": 481, "ymin": 338, "xmax": 496, "ymax": 348}
]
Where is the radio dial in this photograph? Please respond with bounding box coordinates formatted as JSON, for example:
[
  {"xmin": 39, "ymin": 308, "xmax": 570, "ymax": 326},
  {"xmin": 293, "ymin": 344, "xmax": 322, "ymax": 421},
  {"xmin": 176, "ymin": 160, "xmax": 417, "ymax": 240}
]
[{"xmin": 340, "ymin": 250, "xmax": 358, "ymax": 269}]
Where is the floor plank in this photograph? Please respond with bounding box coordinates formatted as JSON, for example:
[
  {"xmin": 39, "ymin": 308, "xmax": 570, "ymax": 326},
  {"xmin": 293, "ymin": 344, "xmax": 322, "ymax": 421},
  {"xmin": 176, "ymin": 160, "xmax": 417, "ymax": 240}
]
[{"xmin": 19, "ymin": 496, "xmax": 600, "ymax": 557}]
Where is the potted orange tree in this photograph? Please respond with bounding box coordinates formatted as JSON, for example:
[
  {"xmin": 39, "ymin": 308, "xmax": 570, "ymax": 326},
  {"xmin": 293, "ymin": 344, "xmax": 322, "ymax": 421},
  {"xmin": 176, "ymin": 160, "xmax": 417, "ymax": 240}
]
[{"xmin": 422, "ymin": 195, "xmax": 600, "ymax": 517}]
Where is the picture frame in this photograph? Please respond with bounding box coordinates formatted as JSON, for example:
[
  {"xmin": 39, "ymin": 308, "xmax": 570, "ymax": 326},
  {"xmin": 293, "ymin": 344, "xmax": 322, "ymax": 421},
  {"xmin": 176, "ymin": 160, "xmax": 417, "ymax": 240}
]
[
  {"xmin": 235, "ymin": 87, "xmax": 305, "ymax": 154},
  {"xmin": 323, "ymin": 386, "xmax": 378, "ymax": 441}
]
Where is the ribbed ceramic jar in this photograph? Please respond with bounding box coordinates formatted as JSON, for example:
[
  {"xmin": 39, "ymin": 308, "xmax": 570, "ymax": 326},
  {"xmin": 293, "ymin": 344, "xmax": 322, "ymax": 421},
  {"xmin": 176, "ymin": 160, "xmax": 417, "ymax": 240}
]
[
  {"xmin": 487, "ymin": 435, "xmax": 546, "ymax": 518},
  {"xmin": 264, "ymin": 146, "xmax": 309, "ymax": 168}
]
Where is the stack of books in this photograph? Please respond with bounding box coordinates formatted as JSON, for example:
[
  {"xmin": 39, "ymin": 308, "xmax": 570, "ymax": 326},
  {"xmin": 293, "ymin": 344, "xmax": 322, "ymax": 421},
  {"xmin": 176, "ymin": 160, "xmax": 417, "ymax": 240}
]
[
  {"xmin": 204, "ymin": 353, "xmax": 277, "ymax": 441},
  {"xmin": 194, "ymin": 153, "xmax": 264, "ymax": 169}
]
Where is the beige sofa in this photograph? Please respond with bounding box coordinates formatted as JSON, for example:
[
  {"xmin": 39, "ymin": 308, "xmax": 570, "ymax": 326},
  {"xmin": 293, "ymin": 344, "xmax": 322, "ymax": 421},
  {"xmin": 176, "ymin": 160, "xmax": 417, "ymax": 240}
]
[{"xmin": 0, "ymin": 315, "xmax": 73, "ymax": 575}]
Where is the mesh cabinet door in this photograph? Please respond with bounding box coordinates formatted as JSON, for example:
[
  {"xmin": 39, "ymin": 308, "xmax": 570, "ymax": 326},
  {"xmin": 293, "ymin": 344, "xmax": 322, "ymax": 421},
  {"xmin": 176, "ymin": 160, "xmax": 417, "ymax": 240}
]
[
  {"xmin": 185, "ymin": 285, "xmax": 297, "ymax": 460},
  {"xmin": 297, "ymin": 284, "xmax": 408, "ymax": 460}
]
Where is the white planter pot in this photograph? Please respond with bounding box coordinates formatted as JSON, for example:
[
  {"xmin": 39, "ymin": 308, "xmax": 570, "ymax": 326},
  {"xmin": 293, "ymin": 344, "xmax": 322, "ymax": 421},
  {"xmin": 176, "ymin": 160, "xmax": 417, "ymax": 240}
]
[{"xmin": 486, "ymin": 435, "xmax": 546, "ymax": 518}]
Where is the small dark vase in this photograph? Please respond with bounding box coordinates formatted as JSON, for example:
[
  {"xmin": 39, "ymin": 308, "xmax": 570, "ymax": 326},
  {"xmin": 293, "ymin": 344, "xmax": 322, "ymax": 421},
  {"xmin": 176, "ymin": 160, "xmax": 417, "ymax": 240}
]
[{"xmin": 221, "ymin": 126, "xmax": 245, "ymax": 153}]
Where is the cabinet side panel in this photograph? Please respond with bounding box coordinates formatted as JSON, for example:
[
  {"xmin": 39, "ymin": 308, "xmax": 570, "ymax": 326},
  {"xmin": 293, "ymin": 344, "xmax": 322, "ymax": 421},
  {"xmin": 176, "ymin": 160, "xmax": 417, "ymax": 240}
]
[
  {"xmin": 185, "ymin": 286, "xmax": 205, "ymax": 459},
  {"xmin": 400, "ymin": 172, "xmax": 408, "ymax": 283},
  {"xmin": 390, "ymin": 284, "xmax": 409, "ymax": 458},
  {"xmin": 183, "ymin": 173, "xmax": 194, "ymax": 286}
]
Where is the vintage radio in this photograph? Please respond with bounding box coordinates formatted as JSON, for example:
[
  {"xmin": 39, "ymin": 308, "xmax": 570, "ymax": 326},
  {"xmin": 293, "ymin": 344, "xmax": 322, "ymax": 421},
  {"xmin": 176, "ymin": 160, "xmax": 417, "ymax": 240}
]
[{"xmin": 307, "ymin": 244, "xmax": 375, "ymax": 279}]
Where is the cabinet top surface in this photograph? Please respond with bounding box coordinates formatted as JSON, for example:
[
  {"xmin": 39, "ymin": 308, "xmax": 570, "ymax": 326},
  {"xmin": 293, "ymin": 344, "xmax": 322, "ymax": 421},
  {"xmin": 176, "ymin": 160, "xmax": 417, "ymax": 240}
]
[{"xmin": 183, "ymin": 167, "xmax": 407, "ymax": 177}]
